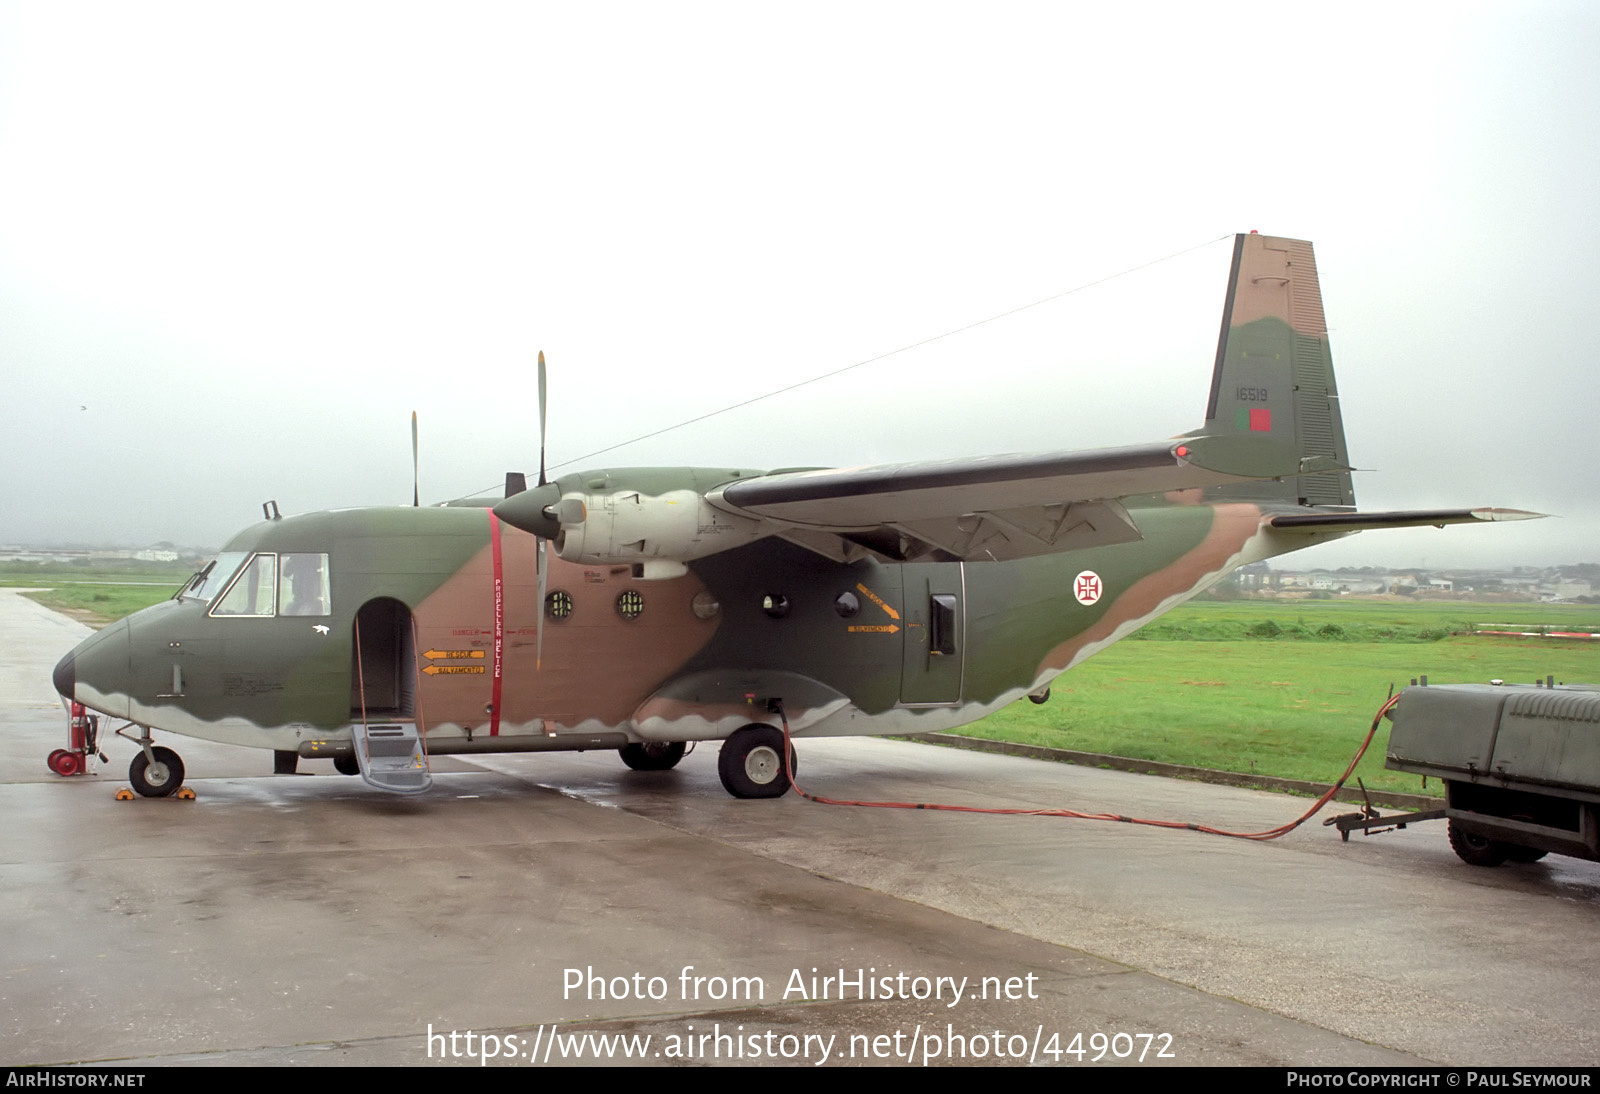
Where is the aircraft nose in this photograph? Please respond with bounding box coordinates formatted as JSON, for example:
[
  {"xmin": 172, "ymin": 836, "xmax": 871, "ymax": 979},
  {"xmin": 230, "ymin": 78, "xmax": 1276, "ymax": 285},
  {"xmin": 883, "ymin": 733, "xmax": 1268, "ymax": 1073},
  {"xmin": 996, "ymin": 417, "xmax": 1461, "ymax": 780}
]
[
  {"xmin": 56, "ymin": 618, "xmax": 131, "ymax": 718},
  {"xmin": 52, "ymin": 648, "xmax": 74, "ymax": 701}
]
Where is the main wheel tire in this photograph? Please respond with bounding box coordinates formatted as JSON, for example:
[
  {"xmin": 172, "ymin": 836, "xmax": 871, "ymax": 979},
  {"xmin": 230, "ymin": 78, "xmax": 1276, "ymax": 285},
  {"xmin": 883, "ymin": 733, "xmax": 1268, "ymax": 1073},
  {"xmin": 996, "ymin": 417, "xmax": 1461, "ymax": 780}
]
[
  {"xmin": 717, "ymin": 725, "xmax": 796, "ymax": 799},
  {"xmin": 619, "ymin": 741, "xmax": 687, "ymax": 772},
  {"xmin": 129, "ymin": 746, "xmax": 185, "ymax": 799},
  {"xmin": 1448, "ymin": 819, "xmax": 1509, "ymax": 868},
  {"xmin": 333, "ymin": 754, "xmax": 361, "ymax": 776}
]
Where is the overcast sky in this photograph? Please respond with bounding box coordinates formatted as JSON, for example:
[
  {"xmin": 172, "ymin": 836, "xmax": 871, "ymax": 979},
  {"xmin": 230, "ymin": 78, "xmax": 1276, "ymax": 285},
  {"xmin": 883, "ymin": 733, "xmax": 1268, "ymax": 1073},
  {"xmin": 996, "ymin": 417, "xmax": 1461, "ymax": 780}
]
[{"xmin": 1, "ymin": 2, "xmax": 1595, "ymax": 570}]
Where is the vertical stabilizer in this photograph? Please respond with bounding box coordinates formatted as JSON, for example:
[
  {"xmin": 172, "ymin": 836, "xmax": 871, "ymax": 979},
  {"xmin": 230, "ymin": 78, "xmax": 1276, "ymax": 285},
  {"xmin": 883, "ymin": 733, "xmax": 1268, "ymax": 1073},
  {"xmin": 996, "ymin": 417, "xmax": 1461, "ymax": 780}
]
[{"xmin": 1200, "ymin": 233, "xmax": 1354, "ymax": 508}]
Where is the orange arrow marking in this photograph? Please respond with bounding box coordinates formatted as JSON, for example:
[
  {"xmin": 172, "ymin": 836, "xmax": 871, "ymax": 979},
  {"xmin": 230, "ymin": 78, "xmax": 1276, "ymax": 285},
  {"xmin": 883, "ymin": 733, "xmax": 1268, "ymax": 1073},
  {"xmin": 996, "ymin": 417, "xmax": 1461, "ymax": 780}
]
[
  {"xmin": 423, "ymin": 664, "xmax": 485, "ymax": 675},
  {"xmin": 855, "ymin": 582, "xmax": 900, "ymax": 620},
  {"xmin": 424, "ymin": 649, "xmax": 485, "ymax": 660},
  {"xmin": 847, "ymin": 624, "xmax": 900, "ymax": 634}
]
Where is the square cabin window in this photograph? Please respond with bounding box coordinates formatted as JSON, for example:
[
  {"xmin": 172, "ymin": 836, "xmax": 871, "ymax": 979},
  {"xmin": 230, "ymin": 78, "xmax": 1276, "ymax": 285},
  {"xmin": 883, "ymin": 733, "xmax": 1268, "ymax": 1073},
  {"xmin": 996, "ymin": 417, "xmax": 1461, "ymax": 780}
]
[{"xmin": 279, "ymin": 553, "xmax": 331, "ymax": 616}]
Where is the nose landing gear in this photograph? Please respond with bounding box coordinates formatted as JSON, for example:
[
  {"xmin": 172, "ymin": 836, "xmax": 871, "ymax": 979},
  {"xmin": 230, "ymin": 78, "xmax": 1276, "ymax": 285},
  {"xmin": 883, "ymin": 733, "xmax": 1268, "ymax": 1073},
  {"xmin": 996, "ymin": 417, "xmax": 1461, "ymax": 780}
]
[
  {"xmin": 113, "ymin": 723, "xmax": 189, "ymax": 799},
  {"xmin": 129, "ymin": 746, "xmax": 186, "ymax": 798}
]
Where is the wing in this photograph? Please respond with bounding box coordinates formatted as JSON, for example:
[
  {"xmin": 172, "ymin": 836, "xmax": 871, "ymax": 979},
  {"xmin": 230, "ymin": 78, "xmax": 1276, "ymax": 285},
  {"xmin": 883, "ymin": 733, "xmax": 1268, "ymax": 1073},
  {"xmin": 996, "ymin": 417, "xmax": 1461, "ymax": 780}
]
[{"xmin": 710, "ymin": 434, "xmax": 1305, "ymax": 563}]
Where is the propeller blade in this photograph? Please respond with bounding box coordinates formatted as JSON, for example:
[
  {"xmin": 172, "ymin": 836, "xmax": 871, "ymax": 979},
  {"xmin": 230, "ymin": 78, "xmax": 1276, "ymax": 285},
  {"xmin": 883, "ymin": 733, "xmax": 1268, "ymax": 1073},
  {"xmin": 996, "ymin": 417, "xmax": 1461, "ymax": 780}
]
[
  {"xmin": 411, "ymin": 411, "xmax": 419, "ymax": 507},
  {"xmin": 533, "ymin": 352, "xmax": 551, "ymax": 665},
  {"xmin": 537, "ymin": 350, "xmax": 548, "ymax": 488},
  {"xmin": 505, "ymin": 471, "xmax": 527, "ymax": 498},
  {"xmin": 535, "ymin": 538, "xmax": 547, "ymax": 671}
]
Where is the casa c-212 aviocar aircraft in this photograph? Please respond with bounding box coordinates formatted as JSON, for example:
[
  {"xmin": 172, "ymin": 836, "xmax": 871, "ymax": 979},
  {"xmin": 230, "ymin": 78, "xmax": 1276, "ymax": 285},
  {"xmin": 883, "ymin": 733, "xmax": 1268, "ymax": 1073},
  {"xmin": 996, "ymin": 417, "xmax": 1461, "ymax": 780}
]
[{"xmin": 52, "ymin": 233, "xmax": 1538, "ymax": 800}]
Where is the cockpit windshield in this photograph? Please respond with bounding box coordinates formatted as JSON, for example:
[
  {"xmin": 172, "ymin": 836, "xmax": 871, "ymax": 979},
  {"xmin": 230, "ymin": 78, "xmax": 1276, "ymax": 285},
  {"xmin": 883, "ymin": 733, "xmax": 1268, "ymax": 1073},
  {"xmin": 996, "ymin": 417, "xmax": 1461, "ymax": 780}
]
[
  {"xmin": 178, "ymin": 552, "xmax": 247, "ymax": 603},
  {"xmin": 208, "ymin": 552, "xmax": 332, "ymax": 618}
]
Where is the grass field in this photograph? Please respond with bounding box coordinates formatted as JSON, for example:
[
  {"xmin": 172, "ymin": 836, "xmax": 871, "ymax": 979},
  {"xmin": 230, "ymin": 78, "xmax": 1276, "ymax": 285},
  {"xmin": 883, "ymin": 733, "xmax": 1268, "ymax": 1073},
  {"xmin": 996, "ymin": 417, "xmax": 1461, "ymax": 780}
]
[
  {"xmin": 0, "ymin": 561, "xmax": 191, "ymax": 622},
  {"xmin": 967, "ymin": 599, "xmax": 1600, "ymax": 797},
  {"xmin": 14, "ymin": 561, "xmax": 1598, "ymax": 797}
]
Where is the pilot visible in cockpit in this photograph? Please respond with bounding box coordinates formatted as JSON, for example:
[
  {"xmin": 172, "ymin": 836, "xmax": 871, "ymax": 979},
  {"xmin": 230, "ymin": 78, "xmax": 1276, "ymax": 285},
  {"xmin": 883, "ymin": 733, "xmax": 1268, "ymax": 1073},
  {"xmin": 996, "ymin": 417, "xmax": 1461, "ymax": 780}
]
[{"xmin": 281, "ymin": 553, "xmax": 331, "ymax": 616}]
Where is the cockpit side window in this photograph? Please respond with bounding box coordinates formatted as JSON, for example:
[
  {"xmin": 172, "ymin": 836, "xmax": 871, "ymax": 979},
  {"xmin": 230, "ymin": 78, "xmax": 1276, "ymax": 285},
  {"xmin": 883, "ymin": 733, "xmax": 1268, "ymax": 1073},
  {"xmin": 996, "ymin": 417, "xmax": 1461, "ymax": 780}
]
[
  {"xmin": 279, "ymin": 553, "xmax": 331, "ymax": 616},
  {"xmin": 210, "ymin": 553, "xmax": 278, "ymax": 617}
]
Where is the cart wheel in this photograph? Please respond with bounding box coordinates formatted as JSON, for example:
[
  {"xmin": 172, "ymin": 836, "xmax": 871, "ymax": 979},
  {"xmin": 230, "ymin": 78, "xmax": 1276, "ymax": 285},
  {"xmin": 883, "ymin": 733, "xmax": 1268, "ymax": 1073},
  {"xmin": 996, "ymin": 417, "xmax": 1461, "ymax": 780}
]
[
  {"xmin": 48, "ymin": 749, "xmax": 80, "ymax": 776},
  {"xmin": 1447, "ymin": 819, "xmax": 1509, "ymax": 868}
]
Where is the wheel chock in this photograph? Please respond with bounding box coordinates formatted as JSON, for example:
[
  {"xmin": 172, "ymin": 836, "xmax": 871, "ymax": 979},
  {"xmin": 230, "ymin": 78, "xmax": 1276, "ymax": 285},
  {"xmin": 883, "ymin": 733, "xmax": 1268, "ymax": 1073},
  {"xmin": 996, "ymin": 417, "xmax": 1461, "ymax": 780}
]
[{"xmin": 115, "ymin": 786, "xmax": 195, "ymax": 801}]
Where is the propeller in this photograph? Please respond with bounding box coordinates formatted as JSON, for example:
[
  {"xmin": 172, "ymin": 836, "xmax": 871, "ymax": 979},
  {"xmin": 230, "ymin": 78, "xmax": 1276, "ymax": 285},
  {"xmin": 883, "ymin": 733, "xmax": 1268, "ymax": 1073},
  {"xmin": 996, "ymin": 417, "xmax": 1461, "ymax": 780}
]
[
  {"xmin": 491, "ymin": 351, "xmax": 575, "ymax": 670},
  {"xmin": 535, "ymin": 352, "xmax": 548, "ymax": 669},
  {"xmin": 411, "ymin": 411, "xmax": 419, "ymax": 507}
]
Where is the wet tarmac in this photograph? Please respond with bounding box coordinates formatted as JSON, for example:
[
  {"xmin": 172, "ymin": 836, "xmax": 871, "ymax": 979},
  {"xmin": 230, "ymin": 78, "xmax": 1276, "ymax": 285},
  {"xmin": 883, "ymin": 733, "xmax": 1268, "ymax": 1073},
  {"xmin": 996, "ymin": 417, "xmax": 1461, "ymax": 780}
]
[{"xmin": 5, "ymin": 590, "xmax": 1599, "ymax": 1067}]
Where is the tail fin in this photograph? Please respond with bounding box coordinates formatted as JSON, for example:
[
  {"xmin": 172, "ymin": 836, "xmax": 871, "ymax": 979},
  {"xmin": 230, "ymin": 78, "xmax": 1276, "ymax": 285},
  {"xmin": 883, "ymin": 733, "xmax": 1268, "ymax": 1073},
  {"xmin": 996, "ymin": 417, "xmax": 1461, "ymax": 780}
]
[{"xmin": 1198, "ymin": 233, "xmax": 1355, "ymax": 508}]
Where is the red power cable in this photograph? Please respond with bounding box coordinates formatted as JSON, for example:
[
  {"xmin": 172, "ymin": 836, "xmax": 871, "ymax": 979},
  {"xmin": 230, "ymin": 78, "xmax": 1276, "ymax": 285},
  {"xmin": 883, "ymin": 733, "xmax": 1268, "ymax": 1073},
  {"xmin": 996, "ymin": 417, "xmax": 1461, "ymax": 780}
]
[{"xmin": 778, "ymin": 694, "xmax": 1401, "ymax": 842}]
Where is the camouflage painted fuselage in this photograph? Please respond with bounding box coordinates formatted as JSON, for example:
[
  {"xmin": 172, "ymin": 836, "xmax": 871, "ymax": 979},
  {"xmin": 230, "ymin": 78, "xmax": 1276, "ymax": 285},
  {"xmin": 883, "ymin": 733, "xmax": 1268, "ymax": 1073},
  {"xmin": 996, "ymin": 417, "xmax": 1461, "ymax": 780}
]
[{"xmin": 59, "ymin": 493, "xmax": 1320, "ymax": 758}]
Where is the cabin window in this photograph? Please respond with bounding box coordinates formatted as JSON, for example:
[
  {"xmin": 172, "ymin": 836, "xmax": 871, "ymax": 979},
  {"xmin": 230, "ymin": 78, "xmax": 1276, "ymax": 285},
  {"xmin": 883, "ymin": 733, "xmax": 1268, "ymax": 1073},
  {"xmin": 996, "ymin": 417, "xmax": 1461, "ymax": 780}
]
[
  {"xmin": 616, "ymin": 589, "xmax": 644, "ymax": 619},
  {"xmin": 211, "ymin": 553, "xmax": 278, "ymax": 617},
  {"xmin": 280, "ymin": 554, "xmax": 331, "ymax": 616}
]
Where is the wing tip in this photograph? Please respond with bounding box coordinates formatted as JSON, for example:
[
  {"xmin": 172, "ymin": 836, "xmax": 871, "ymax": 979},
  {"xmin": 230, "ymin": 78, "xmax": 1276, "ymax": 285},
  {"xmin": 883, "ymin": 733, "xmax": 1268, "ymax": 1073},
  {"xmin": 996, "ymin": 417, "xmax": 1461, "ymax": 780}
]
[
  {"xmin": 1469, "ymin": 507, "xmax": 1548, "ymax": 522},
  {"xmin": 1266, "ymin": 506, "xmax": 1548, "ymax": 533}
]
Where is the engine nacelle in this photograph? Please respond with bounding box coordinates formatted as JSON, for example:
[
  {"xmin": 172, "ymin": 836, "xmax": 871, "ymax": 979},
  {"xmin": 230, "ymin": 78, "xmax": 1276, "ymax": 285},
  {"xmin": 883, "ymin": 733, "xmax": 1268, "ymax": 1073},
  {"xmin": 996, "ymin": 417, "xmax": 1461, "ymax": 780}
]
[{"xmin": 554, "ymin": 489, "xmax": 768, "ymax": 566}]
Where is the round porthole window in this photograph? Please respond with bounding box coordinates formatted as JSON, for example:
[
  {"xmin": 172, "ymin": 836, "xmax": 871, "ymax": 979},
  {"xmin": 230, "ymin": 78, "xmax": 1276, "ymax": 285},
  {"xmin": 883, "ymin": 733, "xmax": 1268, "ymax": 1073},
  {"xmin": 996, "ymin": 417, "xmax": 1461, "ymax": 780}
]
[
  {"xmin": 762, "ymin": 594, "xmax": 790, "ymax": 619},
  {"xmin": 691, "ymin": 591, "xmax": 721, "ymax": 620},
  {"xmin": 617, "ymin": 589, "xmax": 645, "ymax": 619},
  {"xmin": 833, "ymin": 591, "xmax": 860, "ymax": 618},
  {"xmin": 546, "ymin": 590, "xmax": 573, "ymax": 619}
]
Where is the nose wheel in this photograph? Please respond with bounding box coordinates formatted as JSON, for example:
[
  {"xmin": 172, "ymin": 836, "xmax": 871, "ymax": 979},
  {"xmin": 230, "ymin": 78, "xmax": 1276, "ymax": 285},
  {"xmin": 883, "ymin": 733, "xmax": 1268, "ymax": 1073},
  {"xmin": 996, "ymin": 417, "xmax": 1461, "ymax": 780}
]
[{"xmin": 129, "ymin": 746, "xmax": 186, "ymax": 798}]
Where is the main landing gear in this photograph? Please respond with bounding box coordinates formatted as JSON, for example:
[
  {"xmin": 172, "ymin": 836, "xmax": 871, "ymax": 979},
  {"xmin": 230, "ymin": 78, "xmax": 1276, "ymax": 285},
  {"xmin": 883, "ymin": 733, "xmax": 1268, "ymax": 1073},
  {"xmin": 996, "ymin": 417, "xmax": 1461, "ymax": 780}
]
[
  {"xmin": 618, "ymin": 741, "xmax": 687, "ymax": 772},
  {"xmin": 717, "ymin": 724, "xmax": 797, "ymax": 799}
]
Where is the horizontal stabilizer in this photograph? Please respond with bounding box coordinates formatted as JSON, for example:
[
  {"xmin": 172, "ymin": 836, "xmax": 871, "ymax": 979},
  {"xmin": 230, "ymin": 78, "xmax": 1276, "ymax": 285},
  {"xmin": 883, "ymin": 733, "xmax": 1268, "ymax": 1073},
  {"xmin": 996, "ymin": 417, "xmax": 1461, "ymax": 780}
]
[{"xmin": 1267, "ymin": 508, "xmax": 1545, "ymax": 534}]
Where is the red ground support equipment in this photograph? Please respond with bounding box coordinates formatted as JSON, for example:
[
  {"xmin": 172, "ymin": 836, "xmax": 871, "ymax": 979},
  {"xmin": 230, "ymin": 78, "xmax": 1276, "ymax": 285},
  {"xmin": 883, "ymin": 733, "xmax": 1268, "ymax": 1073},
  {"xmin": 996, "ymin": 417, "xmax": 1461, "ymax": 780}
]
[{"xmin": 47, "ymin": 702, "xmax": 99, "ymax": 777}]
